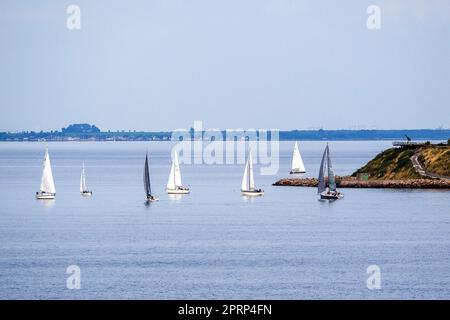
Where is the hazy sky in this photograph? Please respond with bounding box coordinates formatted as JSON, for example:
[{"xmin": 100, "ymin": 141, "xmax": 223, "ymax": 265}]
[{"xmin": 1, "ymin": 0, "xmax": 449, "ymax": 131}]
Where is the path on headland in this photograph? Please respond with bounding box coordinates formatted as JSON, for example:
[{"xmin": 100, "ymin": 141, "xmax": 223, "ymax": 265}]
[{"xmin": 410, "ymin": 149, "xmax": 450, "ymax": 181}]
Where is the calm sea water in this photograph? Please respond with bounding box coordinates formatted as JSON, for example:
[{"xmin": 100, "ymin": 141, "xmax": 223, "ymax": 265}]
[{"xmin": 0, "ymin": 141, "xmax": 449, "ymax": 299}]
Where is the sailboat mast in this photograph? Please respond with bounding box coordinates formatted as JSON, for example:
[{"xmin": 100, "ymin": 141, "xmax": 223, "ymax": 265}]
[
  {"xmin": 82, "ymin": 162, "xmax": 86, "ymax": 190},
  {"xmin": 173, "ymin": 152, "xmax": 177, "ymax": 187},
  {"xmin": 80, "ymin": 162, "xmax": 86, "ymax": 192},
  {"xmin": 247, "ymin": 155, "xmax": 251, "ymax": 191}
]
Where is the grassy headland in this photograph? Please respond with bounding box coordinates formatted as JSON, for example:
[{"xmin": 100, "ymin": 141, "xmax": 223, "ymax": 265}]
[
  {"xmin": 352, "ymin": 145, "xmax": 450, "ymax": 180},
  {"xmin": 352, "ymin": 147, "xmax": 421, "ymax": 180},
  {"xmin": 418, "ymin": 146, "xmax": 450, "ymax": 177}
]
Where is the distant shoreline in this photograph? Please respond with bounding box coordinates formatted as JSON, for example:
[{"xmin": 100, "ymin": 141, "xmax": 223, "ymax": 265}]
[
  {"xmin": 0, "ymin": 139, "xmax": 448, "ymax": 143},
  {"xmin": 1, "ymin": 124, "xmax": 449, "ymax": 142}
]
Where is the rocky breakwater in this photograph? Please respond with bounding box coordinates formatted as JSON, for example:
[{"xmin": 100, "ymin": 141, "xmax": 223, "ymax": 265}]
[{"xmin": 273, "ymin": 177, "xmax": 450, "ymax": 189}]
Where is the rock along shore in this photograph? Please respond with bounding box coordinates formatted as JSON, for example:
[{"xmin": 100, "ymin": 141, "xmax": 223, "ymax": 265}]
[{"xmin": 273, "ymin": 177, "xmax": 450, "ymax": 189}]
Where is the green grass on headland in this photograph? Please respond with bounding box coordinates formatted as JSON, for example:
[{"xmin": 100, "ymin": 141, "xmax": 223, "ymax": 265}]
[
  {"xmin": 352, "ymin": 147, "xmax": 422, "ymax": 180},
  {"xmin": 353, "ymin": 144, "xmax": 450, "ymax": 180}
]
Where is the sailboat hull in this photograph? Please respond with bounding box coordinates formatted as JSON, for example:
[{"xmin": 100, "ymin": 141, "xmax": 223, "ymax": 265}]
[
  {"xmin": 166, "ymin": 188, "xmax": 190, "ymax": 194},
  {"xmin": 290, "ymin": 169, "xmax": 306, "ymax": 174},
  {"xmin": 36, "ymin": 192, "xmax": 55, "ymax": 200},
  {"xmin": 241, "ymin": 190, "xmax": 264, "ymax": 196},
  {"xmin": 147, "ymin": 195, "xmax": 159, "ymax": 202},
  {"xmin": 81, "ymin": 191, "xmax": 93, "ymax": 197},
  {"xmin": 320, "ymin": 191, "xmax": 343, "ymax": 200}
]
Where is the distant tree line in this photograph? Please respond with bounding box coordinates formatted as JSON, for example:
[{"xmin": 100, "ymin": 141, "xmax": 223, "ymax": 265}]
[
  {"xmin": 278, "ymin": 129, "xmax": 450, "ymax": 141},
  {"xmin": 0, "ymin": 124, "xmax": 449, "ymax": 141}
]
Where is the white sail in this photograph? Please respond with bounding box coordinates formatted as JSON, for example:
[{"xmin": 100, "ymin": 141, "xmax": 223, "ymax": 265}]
[
  {"xmin": 241, "ymin": 151, "xmax": 255, "ymax": 191},
  {"xmin": 167, "ymin": 151, "xmax": 182, "ymax": 190},
  {"xmin": 40, "ymin": 147, "xmax": 56, "ymax": 194},
  {"xmin": 173, "ymin": 151, "xmax": 182, "ymax": 187},
  {"xmin": 166, "ymin": 162, "xmax": 176, "ymax": 190},
  {"xmin": 80, "ymin": 162, "xmax": 86, "ymax": 193},
  {"xmin": 291, "ymin": 141, "xmax": 306, "ymax": 173},
  {"xmin": 248, "ymin": 151, "xmax": 255, "ymax": 190},
  {"xmin": 241, "ymin": 159, "xmax": 249, "ymax": 191}
]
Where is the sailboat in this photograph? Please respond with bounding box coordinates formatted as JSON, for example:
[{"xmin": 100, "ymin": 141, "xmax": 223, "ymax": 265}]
[
  {"xmin": 290, "ymin": 141, "xmax": 306, "ymax": 174},
  {"xmin": 241, "ymin": 150, "xmax": 264, "ymax": 196},
  {"xmin": 80, "ymin": 162, "xmax": 92, "ymax": 196},
  {"xmin": 166, "ymin": 151, "xmax": 190, "ymax": 194},
  {"xmin": 36, "ymin": 147, "xmax": 56, "ymax": 200},
  {"xmin": 144, "ymin": 153, "xmax": 159, "ymax": 201},
  {"xmin": 318, "ymin": 143, "xmax": 343, "ymax": 200}
]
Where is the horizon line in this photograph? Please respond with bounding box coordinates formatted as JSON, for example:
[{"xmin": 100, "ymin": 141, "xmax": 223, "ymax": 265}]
[{"xmin": 2, "ymin": 125, "xmax": 450, "ymax": 134}]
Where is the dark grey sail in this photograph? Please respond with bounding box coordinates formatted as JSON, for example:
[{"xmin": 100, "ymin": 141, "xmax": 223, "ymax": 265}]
[
  {"xmin": 326, "ymin": 145, "xmax": 336, "ymax": 192},
  {"xmin": 144, "ymin": 154, "xmax": 151, "ymax": 197},
  {"xmin": 317, "ymin": 146, "xmax": 327, "ymax": 194}
]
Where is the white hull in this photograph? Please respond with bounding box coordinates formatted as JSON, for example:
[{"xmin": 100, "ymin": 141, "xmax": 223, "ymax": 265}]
[
  {"xmin": 36, "ymin": 192, "xmax": 55, "ymax": 200},
  {"xmin": 81, "ymin": 191, "xmax": 92, "ymax": 197},
  {"xmin": 320, "ymin": 191, "xmax": 343, "ymax": 200},
  {"xmin": 147, "ymin": 195, "xmax": 159, "ymax": 202},
  {"xmin": 166, "ymin": 188, "xmax": 190, "ymax": 194},
  {"xmin": 241, "ymin": 190, "xmax": 264, "ymax": 196}
]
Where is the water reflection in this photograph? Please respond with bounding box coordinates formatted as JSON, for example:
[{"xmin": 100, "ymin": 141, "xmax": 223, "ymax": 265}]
[
  {"xmin": 241, "ymin": 195, "xmax": 257, "ymax": 202},
  {"xmin": 167, "ymin": 194, "xmax": 183, "ymax": 201},
  {"xmin": 38, "ymin": 199, "xmax": 55, "ymax": 208}
]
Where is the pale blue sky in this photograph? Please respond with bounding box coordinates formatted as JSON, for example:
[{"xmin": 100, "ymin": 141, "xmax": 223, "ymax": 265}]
[{"xmin": 1, "ymin": 0, "xmax": 449, "ymax": 131}]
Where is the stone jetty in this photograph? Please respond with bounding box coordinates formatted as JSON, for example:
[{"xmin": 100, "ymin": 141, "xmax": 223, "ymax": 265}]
[{"xmin": 273, "ymin": 177, "xmax": 450, "ymax": 189}]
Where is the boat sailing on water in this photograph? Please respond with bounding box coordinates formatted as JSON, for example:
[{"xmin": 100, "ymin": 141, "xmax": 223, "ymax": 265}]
[
  {"xmin": 290, "ymin": 141, "xmax": 306, "ymax": 174},
  {"xmin": 144, "ymin": 153, "xmax": 159, "ymax": 201},
  {"xmin": 241, "ymin": 150, "xmax": 264, "ymax": 196},
  {"xmin": 80, "ymin": 162, "xmax": 92, "ymax": 196},
  {"xmin": 318, "ymin": 144, "xmax": 343, "ymax": 200},
  {"xmin": 36, "ymin": 147, "xmax": 56, "ymax": 200},
  {"xmin": 166, "ymin": 151, "xmax": 190, "ymax": 194}
]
